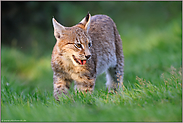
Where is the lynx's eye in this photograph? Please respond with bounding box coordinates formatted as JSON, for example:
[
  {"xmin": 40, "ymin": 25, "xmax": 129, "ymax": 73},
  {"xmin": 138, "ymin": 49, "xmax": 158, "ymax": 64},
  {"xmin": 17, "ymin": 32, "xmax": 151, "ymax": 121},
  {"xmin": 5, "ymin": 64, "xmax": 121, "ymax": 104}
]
[
  {"xmin": 75, "ymin": 43, "xmax": 82, "ymax": 49},
  {"xmin": 88, "ymin": 42, "xmax": 92, "ymax": 48}
]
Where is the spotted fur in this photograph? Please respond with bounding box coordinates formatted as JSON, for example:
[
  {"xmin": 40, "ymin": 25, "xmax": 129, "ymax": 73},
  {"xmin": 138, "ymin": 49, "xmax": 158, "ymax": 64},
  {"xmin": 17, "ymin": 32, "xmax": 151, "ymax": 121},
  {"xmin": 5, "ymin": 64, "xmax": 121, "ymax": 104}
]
[{"xmin": 51, "ymin": 13, "xmax": 124, "ymax": 100}]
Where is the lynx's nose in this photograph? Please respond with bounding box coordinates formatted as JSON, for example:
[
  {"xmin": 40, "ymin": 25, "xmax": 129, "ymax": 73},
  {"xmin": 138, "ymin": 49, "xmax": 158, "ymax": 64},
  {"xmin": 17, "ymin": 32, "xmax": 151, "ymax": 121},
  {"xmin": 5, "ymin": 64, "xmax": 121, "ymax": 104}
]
[{"xmin": 85, "ymin": 55, "xmax": 91, "ymax": 60}]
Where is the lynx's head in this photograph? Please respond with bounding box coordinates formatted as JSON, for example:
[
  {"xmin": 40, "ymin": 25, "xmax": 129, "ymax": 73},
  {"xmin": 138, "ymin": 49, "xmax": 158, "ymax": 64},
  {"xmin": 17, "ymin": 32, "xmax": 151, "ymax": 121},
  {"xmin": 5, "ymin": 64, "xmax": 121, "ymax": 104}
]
[{"xmin": 52, "ymin": 13, "xmax": 92, "ymax": 66}]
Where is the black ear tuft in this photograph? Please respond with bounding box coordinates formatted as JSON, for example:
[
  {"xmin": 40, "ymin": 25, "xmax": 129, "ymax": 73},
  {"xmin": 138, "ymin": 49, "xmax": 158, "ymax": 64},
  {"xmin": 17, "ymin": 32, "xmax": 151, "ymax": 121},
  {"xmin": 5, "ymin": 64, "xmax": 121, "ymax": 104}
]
[
  {"xmin": 79, "ymin": 12, "xmax": 91, "ymax": 31},
  {"xmin": 86, "ymin": 12, "xmax": 90, "ymax": 22}
]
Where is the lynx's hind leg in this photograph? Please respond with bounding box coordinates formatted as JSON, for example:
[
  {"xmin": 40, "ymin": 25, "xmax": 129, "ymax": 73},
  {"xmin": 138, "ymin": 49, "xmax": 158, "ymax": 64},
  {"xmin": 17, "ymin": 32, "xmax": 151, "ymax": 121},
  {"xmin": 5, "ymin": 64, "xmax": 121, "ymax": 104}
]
[
  {"xmin": 106, "ymin": 20, "xmax": 124, "ymax": 93},
  {"xmin": 106, "ymin": 67, "xmax": 123, "ymax": 93}
]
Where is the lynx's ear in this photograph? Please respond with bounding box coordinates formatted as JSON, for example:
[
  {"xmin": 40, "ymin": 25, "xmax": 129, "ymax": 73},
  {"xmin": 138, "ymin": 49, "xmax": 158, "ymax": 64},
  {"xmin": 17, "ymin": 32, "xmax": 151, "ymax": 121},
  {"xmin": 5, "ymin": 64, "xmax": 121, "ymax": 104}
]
[
  {"xmin": 79, "ymin": 13, "xmax": 91, "ymax": 32},
  {"xmin": 52, "ymin": 18, "xmax": 65, "ymax": 39}
]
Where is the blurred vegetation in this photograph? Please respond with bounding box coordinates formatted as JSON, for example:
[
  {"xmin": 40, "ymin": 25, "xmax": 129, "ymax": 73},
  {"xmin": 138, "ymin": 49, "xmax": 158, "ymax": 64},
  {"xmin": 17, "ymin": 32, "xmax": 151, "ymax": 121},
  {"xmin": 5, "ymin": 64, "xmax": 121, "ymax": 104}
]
[
  {"xmin": 1, "ymin": 67, "xmax": 182, "ymax": 121},
  {"xmin": 2, "ymin": 1, "xmax": 181, "ymax": 56}
]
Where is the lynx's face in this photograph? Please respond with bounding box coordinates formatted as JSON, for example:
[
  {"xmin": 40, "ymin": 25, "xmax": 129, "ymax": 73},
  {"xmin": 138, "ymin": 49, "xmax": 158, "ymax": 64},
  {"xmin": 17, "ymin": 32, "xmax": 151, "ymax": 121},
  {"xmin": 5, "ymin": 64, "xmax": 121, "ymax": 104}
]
[
  {"xmin": 52, "ymin": 13, "xmax": 92, "ymax": 66},
  {"xmin": 70, "ymin": 28, "xmax": 92, "ymax": 66},
  {"xmin": 57, "ymin": 27, "xmax": 92, "ymax": 66}
]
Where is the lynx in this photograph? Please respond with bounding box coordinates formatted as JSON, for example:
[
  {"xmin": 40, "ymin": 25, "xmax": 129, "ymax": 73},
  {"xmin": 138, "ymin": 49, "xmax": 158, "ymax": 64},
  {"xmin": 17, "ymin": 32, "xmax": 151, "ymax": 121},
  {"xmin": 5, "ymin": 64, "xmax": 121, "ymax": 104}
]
[{"xmin": 51, "ymin": 13, "xmax": 124, "ymax": 100}]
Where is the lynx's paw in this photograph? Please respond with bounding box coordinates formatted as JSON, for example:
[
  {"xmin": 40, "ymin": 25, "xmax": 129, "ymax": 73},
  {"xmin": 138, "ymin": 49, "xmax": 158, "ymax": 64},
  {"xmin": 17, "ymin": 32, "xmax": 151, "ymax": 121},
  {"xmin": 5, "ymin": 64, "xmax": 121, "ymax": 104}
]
[{"xmin": 54, "ymin": 83, "xmax": 69, "ymax": 100}]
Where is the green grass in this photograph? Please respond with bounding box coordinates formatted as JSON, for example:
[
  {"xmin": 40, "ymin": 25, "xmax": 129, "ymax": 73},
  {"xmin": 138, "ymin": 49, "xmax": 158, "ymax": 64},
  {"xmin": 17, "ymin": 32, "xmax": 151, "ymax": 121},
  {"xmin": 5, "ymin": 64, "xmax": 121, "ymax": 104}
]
[
  {"xmin": 1, "ymin": 13, "xmax": 182, "ymax": 122},
  {"xmin": 1, "ymin": 67, "xmax": 182, "ymax": 121}
]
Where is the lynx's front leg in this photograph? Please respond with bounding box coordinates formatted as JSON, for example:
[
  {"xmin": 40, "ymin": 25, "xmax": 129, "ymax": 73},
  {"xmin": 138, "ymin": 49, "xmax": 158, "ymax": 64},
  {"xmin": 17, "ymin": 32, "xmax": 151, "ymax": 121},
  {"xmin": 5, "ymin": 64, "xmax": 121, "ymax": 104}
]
[
  {"xmin": 53, "ymin": 75, "xmax": 72, "ymax": 100},
  {"xmin": 74, "ymin": 77, "xmax": 96, "ymax": 93}
]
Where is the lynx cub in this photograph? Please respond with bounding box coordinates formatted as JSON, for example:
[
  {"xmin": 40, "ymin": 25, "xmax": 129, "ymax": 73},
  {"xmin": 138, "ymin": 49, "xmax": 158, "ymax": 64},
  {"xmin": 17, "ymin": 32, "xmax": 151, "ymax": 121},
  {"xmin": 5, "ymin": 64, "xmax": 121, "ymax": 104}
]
[{"xmin": 51, "ymin": 13, "xmax": 124, "ymax": 100}]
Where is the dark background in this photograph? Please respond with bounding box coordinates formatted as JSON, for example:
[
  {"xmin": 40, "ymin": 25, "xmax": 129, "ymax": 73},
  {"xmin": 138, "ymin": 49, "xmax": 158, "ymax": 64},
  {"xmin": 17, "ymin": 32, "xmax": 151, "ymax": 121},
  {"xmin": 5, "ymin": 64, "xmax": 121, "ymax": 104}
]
[{"xmin": 2, "ymin": 1, "xmax": 181, "ymax": 56}]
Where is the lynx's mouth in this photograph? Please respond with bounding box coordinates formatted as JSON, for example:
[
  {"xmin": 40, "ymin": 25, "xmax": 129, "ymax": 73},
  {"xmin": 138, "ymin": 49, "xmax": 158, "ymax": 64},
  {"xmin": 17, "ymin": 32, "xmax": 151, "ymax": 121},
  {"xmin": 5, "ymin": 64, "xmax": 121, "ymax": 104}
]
[{"xmin": 72, "ymin": 55, "xmax": 87, "ymax": 65}]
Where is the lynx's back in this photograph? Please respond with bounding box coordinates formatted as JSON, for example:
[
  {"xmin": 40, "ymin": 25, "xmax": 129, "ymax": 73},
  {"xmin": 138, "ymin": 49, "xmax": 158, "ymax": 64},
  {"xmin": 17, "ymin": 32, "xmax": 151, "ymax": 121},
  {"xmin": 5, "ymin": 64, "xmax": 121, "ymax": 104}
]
[
  {"xmin": 88, "ymin": 15, "xmax": 124, "ymax": 91},
  {"xmin": 88, "ymin": 15, "xmax": 120, "ymax": 75}
]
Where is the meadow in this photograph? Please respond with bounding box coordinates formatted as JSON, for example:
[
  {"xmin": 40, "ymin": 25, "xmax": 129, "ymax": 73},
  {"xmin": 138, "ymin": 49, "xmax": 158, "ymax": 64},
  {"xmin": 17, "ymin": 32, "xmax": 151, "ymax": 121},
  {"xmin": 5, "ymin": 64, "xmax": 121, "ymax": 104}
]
[{"xmin": 1, "ymin": 2, "xmax": 182, "ymax": 122}]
